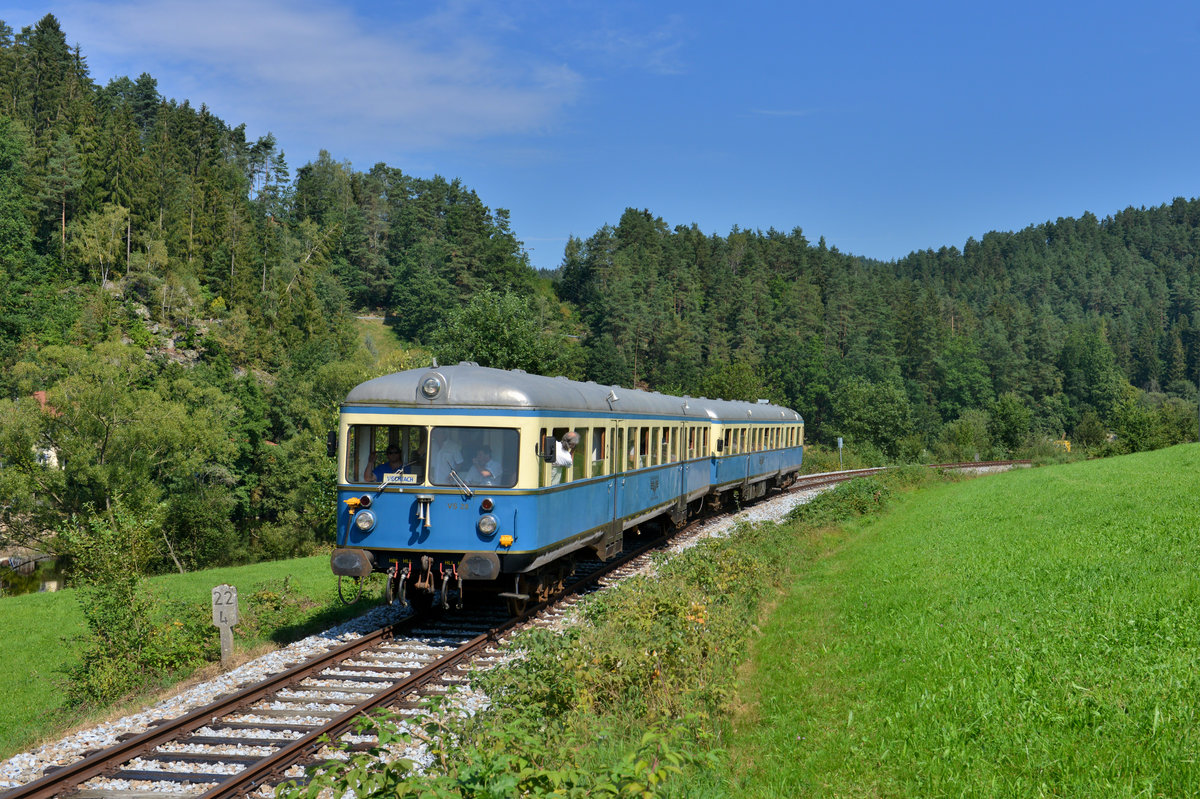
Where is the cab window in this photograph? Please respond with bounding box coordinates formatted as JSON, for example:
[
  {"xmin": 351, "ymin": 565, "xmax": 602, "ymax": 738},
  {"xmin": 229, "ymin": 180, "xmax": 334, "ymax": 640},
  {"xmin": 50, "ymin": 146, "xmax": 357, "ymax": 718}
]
[
  {"xmin": 346, "ymin": 424, "xmax": 426, "ymax": 484},
  {"xmin": 431, "ymin": 426, "xmax": 519, "ymax": 488}
]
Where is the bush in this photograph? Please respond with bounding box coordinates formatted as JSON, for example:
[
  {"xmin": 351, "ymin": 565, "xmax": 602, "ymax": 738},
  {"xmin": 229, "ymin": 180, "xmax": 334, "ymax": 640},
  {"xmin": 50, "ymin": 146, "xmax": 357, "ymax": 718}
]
[
  {"xmin": 60, "ymin": 504, "xmax": 159, "ymax": 704},
  {"xmin": 60, "ymin": 504, "xmax": 328, "ymax": 705},
  {"xmin": 787, "ymin": 476, "xmax": 892, "ymax": 526}
]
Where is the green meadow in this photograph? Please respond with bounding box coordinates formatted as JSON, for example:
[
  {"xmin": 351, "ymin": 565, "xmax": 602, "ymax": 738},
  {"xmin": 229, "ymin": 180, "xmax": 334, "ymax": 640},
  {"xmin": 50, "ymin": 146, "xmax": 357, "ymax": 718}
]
[
  {"xmin": 7, "ymin": 448, "xmax": 1200, "ymax": 799},
  {"xmin": 0, "ymin": 554, "xmax": 365, "ymax": 759},
  {"xmin": 730, "ymin": 447, "xmax": 1200, "ymax": 797}
]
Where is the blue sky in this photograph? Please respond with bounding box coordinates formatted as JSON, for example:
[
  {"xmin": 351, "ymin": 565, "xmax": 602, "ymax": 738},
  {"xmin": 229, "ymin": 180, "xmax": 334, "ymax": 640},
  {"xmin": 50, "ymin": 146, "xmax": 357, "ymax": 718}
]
[{"xmin": 4, "ymin": 1, "xmax": 1200, "ymax": 270}]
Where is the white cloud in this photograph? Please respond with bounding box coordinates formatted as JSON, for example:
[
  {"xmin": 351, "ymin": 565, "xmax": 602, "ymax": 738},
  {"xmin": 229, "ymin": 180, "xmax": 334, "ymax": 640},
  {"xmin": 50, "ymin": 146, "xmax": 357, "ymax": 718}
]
[
  {"xmin": 40, "ymin": 0, "xmax": 582, "ymax": 154},
  {"xmin": 567, "ymin": 13, "xmax": 689, "ymax": 76}
]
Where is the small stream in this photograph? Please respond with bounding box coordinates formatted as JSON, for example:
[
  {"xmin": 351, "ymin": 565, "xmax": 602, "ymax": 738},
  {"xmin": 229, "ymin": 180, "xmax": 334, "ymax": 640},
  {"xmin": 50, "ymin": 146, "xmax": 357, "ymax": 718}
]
[{"xmin": 1, "ymin": 557, "xmax": 66, "ymax": 596}]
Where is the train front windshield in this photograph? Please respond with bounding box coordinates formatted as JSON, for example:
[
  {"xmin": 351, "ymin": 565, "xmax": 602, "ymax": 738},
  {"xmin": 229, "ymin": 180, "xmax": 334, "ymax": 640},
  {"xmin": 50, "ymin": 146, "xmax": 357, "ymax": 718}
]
[{"xmin": 346, "ymin": 424, "xmax": 519, "ymax": 488}]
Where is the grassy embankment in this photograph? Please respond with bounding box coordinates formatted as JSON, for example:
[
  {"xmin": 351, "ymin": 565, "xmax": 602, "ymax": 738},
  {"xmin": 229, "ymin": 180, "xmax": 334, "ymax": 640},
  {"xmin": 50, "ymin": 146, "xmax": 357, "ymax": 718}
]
[
  {"xmin": 0, "ymin": 555, "xmax": 377, "ymax": 759},
  {"xmin": 9, "ymin": 446, "xmax": 1195, "ymax": 797},
  {"xmin": 731, "ymin": 445, "xmax": 1200, "ymax": 797},
  {"xmin": 286, "ymin": 448, "xmax": 1199, "ymax": 798}
]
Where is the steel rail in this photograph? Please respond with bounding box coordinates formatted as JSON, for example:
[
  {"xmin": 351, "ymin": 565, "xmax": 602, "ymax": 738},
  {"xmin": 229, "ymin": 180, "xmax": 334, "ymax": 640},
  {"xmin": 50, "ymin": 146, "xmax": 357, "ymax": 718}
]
[{"xmin": 0, "ymin": 620, "xmax": 416, "ymax": 799}]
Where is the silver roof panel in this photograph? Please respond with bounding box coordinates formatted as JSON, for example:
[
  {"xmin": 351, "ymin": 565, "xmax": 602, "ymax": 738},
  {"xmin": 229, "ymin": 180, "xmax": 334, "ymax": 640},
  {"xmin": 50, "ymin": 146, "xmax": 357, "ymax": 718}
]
[{"xmin": 343, "ymin": 363, "xmax": 802, "ymax": 423}]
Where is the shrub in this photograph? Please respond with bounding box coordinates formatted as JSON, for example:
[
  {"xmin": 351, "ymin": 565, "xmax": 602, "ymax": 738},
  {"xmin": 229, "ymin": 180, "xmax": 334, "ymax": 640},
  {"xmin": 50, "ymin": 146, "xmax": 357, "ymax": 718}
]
[
  {"xmin": 59, "ymin": 504, "xmax": 159, "ymax": 704},
  {"xmin": 787, "ymin": 476, "xmax": 892, "ymax": 526}
]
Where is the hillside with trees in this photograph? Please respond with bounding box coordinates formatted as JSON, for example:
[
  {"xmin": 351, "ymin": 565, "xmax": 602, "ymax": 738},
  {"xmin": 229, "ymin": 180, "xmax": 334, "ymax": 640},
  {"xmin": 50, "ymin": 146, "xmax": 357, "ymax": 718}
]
[
  {"xmin": 0, "ymin": 13, "xmax": 1197, "ymax": 580},
  {"xmin": 0, "ymin": 14, "xmax": 569, "ymax": 574},
  {"xmin": 555, "ymin": 205, "xmax": 1200, "ymax": 461}
]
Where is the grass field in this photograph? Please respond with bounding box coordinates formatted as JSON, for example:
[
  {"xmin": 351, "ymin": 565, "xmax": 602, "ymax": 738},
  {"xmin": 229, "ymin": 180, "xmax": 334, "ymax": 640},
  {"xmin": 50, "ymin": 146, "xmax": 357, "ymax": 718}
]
[
  {"xmin": 0, "ymin": 553, "xmax": 374, "ymax": 759},
  {"xmin": 729, "ymin": 446, "xmax": 1200, "ymax": 797}
]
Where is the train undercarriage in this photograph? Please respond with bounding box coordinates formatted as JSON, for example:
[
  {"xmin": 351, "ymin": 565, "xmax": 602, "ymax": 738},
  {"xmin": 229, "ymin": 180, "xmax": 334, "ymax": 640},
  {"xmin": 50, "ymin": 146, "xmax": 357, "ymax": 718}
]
[{"xmin": 336, "ymin": 472, "xmax": 797, "ymax": 615}]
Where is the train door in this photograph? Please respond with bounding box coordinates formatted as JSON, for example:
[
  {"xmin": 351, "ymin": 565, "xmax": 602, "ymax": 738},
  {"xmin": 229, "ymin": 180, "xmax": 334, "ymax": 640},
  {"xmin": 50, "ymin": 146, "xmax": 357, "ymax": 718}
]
[
  {"xmin": 611, "ymin": 421, "xmax": 626, "ymax": 536},
  {"xmin": 675, "ymin": 421, "xmax": 689, "ymax": 525}
]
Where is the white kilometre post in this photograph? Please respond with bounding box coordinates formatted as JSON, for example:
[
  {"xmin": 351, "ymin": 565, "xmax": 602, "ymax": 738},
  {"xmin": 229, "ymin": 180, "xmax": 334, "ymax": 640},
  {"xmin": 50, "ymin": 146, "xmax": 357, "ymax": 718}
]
[{"xmin": 211, "ymin": 584, "xmax": 238, "ymax": 669}]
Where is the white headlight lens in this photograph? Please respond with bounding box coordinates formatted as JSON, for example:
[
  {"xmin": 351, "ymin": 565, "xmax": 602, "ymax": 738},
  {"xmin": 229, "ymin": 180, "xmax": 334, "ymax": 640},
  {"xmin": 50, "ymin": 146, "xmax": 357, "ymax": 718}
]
[
  {"xmin": 477, "ymin": 514, "xmax": 498, "ymax": 535},
  {"xmin": 354, "ymin": 509, "xmax": 377, "ymax": 532},
  {"xmin": 420, "ymin": 376, "xmax": 442, "ymax": 398}
]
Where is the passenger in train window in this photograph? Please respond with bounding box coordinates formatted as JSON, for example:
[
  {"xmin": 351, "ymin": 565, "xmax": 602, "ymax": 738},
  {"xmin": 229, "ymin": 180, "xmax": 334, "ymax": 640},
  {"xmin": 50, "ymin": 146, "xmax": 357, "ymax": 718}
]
[
  {"xmin": 431, "ymin": 428, "xmax": 463, "ymax": 483},
  {"xmin": 551, "ymin": 431, "xmax": 579, "ymax": 485},
  {"xmin": 465, "ymin": 444, "xmax": 501, "ymax": 486}
]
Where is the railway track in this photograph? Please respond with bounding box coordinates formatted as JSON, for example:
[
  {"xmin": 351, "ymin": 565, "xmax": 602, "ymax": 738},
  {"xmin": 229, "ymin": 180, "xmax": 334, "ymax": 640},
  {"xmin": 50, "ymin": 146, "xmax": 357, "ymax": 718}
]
[
  {"xmin": 1, "ymin": 519, "xmax": 692, "ymax": 799},
  {"xmin": 0, "ymin": 461, "xmax": 1026, "ymax": 799}
]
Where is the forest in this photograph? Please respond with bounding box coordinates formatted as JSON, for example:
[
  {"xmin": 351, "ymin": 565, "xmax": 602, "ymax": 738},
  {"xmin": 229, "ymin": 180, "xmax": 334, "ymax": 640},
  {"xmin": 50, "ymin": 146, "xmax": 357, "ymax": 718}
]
[{"xmin": 0, "ymin": 14, "xmax": 1197, "ymax": 578}]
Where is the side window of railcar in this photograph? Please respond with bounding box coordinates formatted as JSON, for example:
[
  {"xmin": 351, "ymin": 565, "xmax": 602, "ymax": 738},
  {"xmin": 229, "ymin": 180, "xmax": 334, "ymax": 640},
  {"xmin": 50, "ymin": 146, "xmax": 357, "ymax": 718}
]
[
  {"xmin": 433, "ymin": 426, "xmax": 519, "ymax": 488},
  {"xmin": 615, "ymin": 428, "xmax": 626, "ymax": 473},
  {"xmin": 669, "ymin": 427, "xmax": 679, "ymax": 462},
  {"xmin": 592, "ymin": 427, "xmax": 608, "ymax": 476},
  {"xmin": 573, "ymin": 428, "xmax": 588, "ymax": 481},
  {"xmin": 649, "ymin": 427, "xmax": 660, "ymax": 466},
  {"xmin": 346, "ymin": 424, "xmax": 427, "ymax": 484},
  {"xmin": 538, "ymin": 426, "xmax": 580, "ymax": 486}
]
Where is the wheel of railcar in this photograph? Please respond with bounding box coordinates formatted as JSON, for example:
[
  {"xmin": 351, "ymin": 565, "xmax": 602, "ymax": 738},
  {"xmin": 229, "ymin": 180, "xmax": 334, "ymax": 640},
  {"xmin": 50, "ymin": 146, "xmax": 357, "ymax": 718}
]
[
  {"xmin": 506, "ymin": 591, "xmax": 527, "ymax": 615},
  {"xmin": 507, "ymin": 574, "xmax": 540, "ymax": 616}
]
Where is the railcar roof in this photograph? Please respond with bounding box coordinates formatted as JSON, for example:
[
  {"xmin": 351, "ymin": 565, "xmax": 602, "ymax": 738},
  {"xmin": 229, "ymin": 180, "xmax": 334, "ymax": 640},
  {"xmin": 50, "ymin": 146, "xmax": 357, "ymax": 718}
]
[{"xmin": 342, "ymin": 363, "xmax": 802, "ymax": 423}]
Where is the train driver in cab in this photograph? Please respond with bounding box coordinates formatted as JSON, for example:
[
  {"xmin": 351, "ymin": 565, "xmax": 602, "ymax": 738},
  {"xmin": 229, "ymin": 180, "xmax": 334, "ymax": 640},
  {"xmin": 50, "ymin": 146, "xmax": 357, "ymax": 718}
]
[
  {"xmin": 465, "ymin": 444, "xmax": 502, "ymax": 486},
  {"xmin": 372, "ymin": 445, "xmax": 404, "ymax": 481},
  {"xmin": 370, "ymin": 437, "xmax": 425, "ymax": 482}
]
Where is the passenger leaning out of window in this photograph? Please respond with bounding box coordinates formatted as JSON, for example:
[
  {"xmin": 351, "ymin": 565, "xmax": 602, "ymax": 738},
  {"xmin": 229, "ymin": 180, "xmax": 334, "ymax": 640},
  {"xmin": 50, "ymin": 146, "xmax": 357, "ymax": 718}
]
[{"xmin": 551, "ymin": 431, "xmax": 579, "ymax": 484}]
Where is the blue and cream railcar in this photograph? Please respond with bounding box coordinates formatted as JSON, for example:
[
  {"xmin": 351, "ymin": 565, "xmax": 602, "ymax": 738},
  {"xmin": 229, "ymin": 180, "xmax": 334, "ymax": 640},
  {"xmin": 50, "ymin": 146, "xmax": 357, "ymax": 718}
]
[{"xmin": 330, "ymin": 364, "xmax": 804, "ymax": 609}]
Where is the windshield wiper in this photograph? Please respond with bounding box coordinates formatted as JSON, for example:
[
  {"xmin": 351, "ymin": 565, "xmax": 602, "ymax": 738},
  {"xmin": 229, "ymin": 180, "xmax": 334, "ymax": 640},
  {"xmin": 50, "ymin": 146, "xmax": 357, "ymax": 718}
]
[{"xmin": 448, "ymin": 469, "xmax": 474, "ymax": 499}]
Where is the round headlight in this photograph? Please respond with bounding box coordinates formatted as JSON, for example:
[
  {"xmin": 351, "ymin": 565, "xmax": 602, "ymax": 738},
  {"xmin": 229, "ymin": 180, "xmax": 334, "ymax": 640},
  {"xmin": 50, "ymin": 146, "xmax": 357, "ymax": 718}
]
[
  {"xmin": 477, "ymin": 514, "xmax": 498, "ymax": 536},
  {"xmin": 420, "ymin": 375, "xmax": 443, "ymax": 398},
  {"xmin": 354, "ymin": 509, "xmax": 377, "ymax": 532}
]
